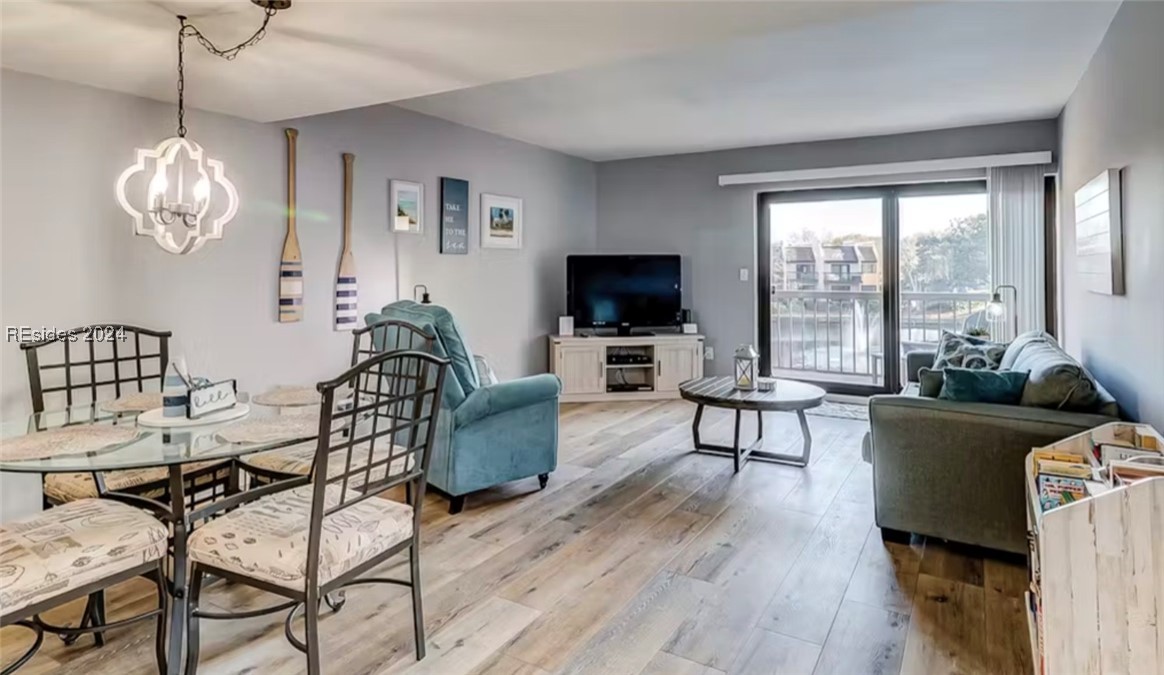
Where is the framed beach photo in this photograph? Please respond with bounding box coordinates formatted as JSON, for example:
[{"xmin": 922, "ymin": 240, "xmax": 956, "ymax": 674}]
[
  {"xmin": 481, "ymin": 193, "xmax": 522, "ymax": 249},
  {"xmin": 390, "ymin": 180, "xmax": 424, "ymax": 234}
]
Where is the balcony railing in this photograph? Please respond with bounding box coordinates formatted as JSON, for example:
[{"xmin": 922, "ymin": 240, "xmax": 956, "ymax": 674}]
[{"xmin": 770, "ymin": 290, "xmax": 990, "ymax": 383}]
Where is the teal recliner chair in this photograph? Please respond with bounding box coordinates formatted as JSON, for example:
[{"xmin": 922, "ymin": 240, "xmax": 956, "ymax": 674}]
[{"xmin": 367, "ymin": 301, "xmax": 561, "ymax": 513}]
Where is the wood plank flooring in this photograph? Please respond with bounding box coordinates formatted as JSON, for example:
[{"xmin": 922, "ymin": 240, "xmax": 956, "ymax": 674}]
[{"xmin": 1, "ymin": 400, "xmax": 1031, "ymax": 675}]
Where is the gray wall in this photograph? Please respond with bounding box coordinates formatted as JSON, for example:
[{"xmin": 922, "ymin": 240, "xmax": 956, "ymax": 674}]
[
  {"xmin": 1058, "ymin": 1, "xmax": 1164, "ymax": 429},
  {"xmin": 0, "ymin": 70, "xmax": 596, "ymax": 418},
  {"xmin": 596, "ymin": 120, "xmax": 1058, "ymax": 375},
  {"xmin": 0, "ymin": 70, "xmax": 595, "ymax": 516}
]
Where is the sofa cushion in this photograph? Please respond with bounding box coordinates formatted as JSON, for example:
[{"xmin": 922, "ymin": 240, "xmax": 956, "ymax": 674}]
[
  {"xmin": 932, "ymin": 331, "xmax": 1007, "ymax": 371},
  {"xmin": 917, "ymin": 367, "xmax": 945, "ymax": 398},
  {"xmin": 999, "ymin": 330, "xmax": 1057, "ymax": 370},
  {"xmin": 1006, "ymin": 338, "xmax": 1101, "ymax": 412},
  {"xmin": 377, "ymin": 301, "xmax": 480, "ymax": 395},
  {"xmin": 0, "ymin": 499, "xmax": 168, "ymax": 615},
  {"xmin": 939, "ymin": 367, "xmax": 1029, "ymax": 405}
]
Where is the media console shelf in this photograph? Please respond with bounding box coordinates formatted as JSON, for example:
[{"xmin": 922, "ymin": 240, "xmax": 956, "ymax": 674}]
[{"xmin": 548, "ymin": 334, "xmax": 704, "ymax": 402}]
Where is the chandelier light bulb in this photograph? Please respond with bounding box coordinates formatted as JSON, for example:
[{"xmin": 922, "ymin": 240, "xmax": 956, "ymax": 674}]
[
  {"xmin": 193, "ymin": 177, "xmax": 210, "ymax": 203},
  {"xmin": 149, "ymin": 173, "xmax": 169, "ymax": 196}
]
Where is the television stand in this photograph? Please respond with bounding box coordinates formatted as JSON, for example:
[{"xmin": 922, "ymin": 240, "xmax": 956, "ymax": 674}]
[
  {"xmin": 548, "ymin": 333, "xmax": 704, "ymax": 403},
  {"xmin": 597, "ymin": 327, "xmax": 657, "ymax": 337}
]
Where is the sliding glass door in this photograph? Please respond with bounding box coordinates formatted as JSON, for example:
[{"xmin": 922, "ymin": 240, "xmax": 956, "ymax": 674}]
[
  {"xmin": 898, "ymin": 189, "xmax": 991, "ymax": 350},
  {"xmin": 758, "ymin": 181, "xmax": 988, "ymax": 395}
]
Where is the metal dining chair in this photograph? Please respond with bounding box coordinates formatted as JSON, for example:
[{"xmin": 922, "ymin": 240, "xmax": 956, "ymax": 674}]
[
  {"xmin": 21, "ymin": 324, "xmax": 232, "ymax": 507},
  {"xmin": 183, "ymin": 350, "xmax": 449, "ymax": 674},
  {"xmin": 19, "ymin": 324, "xmax": 232, "ymax": 646},
  {"xmin": 239, "ymin": 319, "xmax": 436, "ymax": 486},
  {"xmin": 0, "ymin": 498, "xmax": 169, "ymax": 674}
]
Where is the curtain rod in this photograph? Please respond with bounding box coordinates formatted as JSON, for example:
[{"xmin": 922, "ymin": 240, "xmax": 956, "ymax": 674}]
[{"xmin": 718, "ymin": 151, "xmax": 1053, "ymax": 187}]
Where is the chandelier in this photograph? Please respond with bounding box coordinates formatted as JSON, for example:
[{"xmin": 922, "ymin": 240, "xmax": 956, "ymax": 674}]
[{"xmin": 116, "ymin": 1, "xmax": 291, "ymax": 254}]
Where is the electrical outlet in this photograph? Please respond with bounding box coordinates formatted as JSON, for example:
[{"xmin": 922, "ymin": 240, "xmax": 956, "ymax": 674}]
[
  {"xmin": 739, "ymin": 268, "xmax": 749, "ymax": 282},
  {"xmin": 704, "ymin": 346, "xmax": 715, "ymax": 361}
]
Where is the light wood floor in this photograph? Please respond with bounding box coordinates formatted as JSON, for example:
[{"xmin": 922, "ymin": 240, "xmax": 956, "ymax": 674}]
[{"xmin": 3, "ymin": 400, "xmax": 1032, "ymax": 675}]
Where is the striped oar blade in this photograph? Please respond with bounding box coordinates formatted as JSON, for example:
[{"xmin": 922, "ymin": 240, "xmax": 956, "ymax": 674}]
[
  {"xmin": 335, "ymin": 270, "xmax": 357, "ymax": 330},
  {"xmin": 336, "ymin": 153, "xmax": 357, "ymax": 331},
  {"xmin": 279, "ymin": 260, "xmax": 303, "ymax": 321}
]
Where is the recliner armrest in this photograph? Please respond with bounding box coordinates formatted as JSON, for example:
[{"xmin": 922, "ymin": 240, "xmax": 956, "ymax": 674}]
[{"xmin": 453, "ymin": 374, "xmax": 561, "ymax": 428}]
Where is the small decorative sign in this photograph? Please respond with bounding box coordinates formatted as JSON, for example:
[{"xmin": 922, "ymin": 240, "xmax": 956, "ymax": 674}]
[
  {"xmin": 187, "ymin": 379, "xmax": 238, "ymax": 419},
  {"xmin": 440, "ymin": 177, "xmax": 469, "ymax": 254}
]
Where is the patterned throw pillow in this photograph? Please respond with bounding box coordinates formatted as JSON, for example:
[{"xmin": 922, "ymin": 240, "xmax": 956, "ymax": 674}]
[
  {"xmin": 473, "ymin": 354, "xmax": 499, "ymax": 386},
  {"xmin": 932, "ymin": 331, "xmax": 1007, "ymax": 371}
]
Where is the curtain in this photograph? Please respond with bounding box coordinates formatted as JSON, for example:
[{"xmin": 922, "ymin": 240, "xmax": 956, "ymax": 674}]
[{"xmin": 988, "ymin": 165, "xmax": 1047, "ymax": 341}]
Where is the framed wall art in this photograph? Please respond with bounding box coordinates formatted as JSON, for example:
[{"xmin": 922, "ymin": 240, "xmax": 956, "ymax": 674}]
[
  {"xmin": 390, "ymin": 179, "xmax": 424, "ymax": 234},
  {"xmin": 1074, "ymin": 168, "xmax": 1124, "ymax": 295},
  {"xmin": 481, "ymin": 193, "xmax": 522, "ymax": 250},
  {"xmin": 439, "ymin": 177, "xmax": 469, "ymax": 254}
]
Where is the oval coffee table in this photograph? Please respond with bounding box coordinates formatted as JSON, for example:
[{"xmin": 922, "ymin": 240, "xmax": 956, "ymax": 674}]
[{"xmin": 679, "ymin": 376, "xmax": 826, "ymax": 472}]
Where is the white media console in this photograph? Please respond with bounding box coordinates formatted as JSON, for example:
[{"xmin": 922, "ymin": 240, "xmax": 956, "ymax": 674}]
[{"xmin": 548, "ymin": 334, "xmax": 705, "ymax": 403}]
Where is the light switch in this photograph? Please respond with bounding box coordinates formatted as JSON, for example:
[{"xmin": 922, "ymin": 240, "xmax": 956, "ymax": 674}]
[{"xmin": 739, "ymin": 268, "xmax": 750, "ymax": 282}]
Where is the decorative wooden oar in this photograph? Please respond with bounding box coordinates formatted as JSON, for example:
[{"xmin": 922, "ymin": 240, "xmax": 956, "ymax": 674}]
[
  {"xmin": 335, "ymin": 152, "xmax": 358, "ymax": 330},
  {"xmin": 278, "ymin": 128, "xmax": 303, "ymax": 322}
]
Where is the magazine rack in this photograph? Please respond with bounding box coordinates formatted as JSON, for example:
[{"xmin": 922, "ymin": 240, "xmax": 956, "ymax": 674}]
[{"xmin": 1025, "ymin": 423, "xmax": 1164, "ymax": 675}]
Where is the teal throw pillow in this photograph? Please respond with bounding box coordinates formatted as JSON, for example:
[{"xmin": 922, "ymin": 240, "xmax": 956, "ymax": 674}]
[
  {"xmin": 939, "ymin": 367, "xmax": 1029, "ymax": 405},
  {"xmin": 917, "ymin": 367, "xmax": 945, "ymax": 398}
]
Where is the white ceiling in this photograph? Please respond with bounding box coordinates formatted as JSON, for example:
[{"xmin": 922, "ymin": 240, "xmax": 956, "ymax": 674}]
[
  {"xmin": 397, "ymin": 1, "xmax": 1121, "ymax": 160},
  {"xmin": 1, "ymin": 1, "xmax": 1120, "ymax": 161},
  {"xmin": 0, "ymin": 1, "xmax": 894, "ymax": 122}
]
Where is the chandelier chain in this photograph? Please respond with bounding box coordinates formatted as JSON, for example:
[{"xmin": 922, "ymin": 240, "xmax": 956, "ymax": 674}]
[{"xmin": 174, "ymin": 6, "xmax": 279, "ymax": 137}]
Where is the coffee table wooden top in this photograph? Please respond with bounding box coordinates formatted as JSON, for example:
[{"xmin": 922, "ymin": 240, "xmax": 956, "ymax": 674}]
[{"xmin": 680, "ymin": 376, "xmax": 826, "ymax": 412}]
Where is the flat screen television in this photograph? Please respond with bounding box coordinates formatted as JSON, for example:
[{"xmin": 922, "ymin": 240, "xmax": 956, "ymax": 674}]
[{"xmin": 567, "ymin": 255, "xmax": 682, "ymax": 334}]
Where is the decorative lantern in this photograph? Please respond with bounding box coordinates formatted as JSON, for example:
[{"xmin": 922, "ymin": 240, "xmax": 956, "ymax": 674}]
[{"xmin": 734, "ymin": 344, "xmax": 759, "ymax": 390}]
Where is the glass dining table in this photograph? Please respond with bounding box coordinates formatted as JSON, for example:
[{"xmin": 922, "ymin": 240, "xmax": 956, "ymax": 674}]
[{"xmin": 0, "ymin": 399, "xmax": 322, "ymax": 675}]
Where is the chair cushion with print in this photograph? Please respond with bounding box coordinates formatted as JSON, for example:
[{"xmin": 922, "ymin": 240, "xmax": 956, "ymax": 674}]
[
  {"xmin": 0, "ymin": 499, "xmax": 167, "ymax": 615},
  {"xmin": 187, "ymin": 484, "xmax": 413, "ymax": 589},
  {"xmin": 240, "ymin": 443, "xmax": 413, "ymax": 487},
  {"xmin": 44, "ymin": 460, "xmax": 231, "ymax": 504}
]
